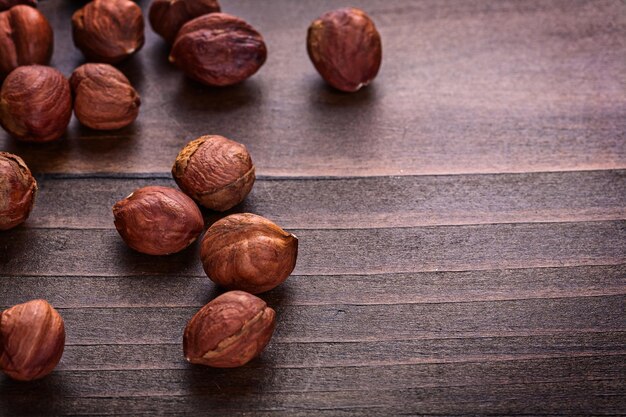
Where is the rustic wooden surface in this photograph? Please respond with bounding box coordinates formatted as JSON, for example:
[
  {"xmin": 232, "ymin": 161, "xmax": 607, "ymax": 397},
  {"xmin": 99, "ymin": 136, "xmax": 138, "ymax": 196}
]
[{"xmin": 1, "ymin": 0, "xmax": 625, "ymax": 415}]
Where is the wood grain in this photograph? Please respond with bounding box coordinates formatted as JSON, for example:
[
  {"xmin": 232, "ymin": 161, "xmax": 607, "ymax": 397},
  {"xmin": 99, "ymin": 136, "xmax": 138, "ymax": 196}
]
[
  {"xmin": 1, "ymin": 380, "xmax": 624, "ymax": 416},
  {"xmin": 52, "ymin": 331, "xmax": 626, "ymax": 370},
  {"xmin": 0, "ymin": 295, "xmax": 623, "ymax": 345},
  {"xmin": 0, "ymin": 0, "xmax": 624, "ymax": 176},
  {"xmin": 0, "ymin": 0, "xmax": 625, "ymax": 415},
  {"xmin": 2, "ymin": 265, "xmax": 624, "ymax": 308},
  {"xmin": 24, "ymin": 170, "xmax": 626, "ymax": 229},
  {"xmin": 1, "ymin": 221, "xmax": 624, "ymax": 277}
]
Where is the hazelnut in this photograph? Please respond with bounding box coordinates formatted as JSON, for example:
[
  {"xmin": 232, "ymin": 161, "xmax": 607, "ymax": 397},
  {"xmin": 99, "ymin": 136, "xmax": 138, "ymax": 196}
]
[
  {"xmin": 0, "ymin": 0, "xmax": 37, "ymax": 12},
  {"xmin": 149, "ymin": 0, "xmax": 221, "ymax": 45},
  {"xmin": 169, "ymin": 13, "xmax": 267, "ymax": 87},
  {"xmin": 70, "ymin": 63, "xmax": 141, "ymax": 130},
  {"xmin": 172, "ymin": 135, "xmax": 255, "ymax": 211},
  {"xmin": 0, "ymin": 65, "xmax": 72, "ymax": 142},
  {"xmin": 184, "ymin": 290, "xmax": 276, "ymax": 368},
  {"xmin": 113, "ymin": 186, "xmax": 204, "ymax": 255},
  {"xmin": 72, "ymin": 0, "xmax": 145, "ymax": 64},
  {"xmin": 0, "ymin": 152, "xmax": 37, "ymax": 231},
  {"xmin": 201, "ymin": 213, "xmax": 298, "ymax": 294},
  {"xmin": 0, "ymin": 299, "xmax": 65, "ymax": 381},
  {"xmin": 307, "ymin": 8, "xmax": 382, "ymax": 92},
  {"xmin": 0, "ymin": 5, "xmax": 53, "ymax": 79}
]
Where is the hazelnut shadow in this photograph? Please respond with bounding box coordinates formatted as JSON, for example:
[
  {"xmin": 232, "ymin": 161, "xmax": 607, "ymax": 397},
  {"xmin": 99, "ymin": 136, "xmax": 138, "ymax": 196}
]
[
  {"xmin": 185, "ymin": 361, "xmax": 274, "ymax": 399},
  {"xmin": 172, "ymin": 77, "xmax": 263, "ymax": 115},
  {"xmin": 0, "ymin": 374, "xmax": 70, "ymax": 415},
  {"xmin": 306, "ymin": 76, "xmax": 379, "ymax": 108},
  {"xmin": 111, "ymin": 239, "xmax": 202, "ymax": 276},
  {"xmin": 115, "ymin": 53, "xmax": 146, "ymax": 92}
]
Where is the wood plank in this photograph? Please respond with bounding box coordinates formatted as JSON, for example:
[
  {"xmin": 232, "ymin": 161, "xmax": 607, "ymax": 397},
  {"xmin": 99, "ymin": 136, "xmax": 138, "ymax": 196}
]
[
  {"xmin": 1, "ymin": 0, "xmax": 624, "ymax": 176},
  {"xmin": 1, "ymin": 379, "xmax": 624, "ymax": 416},
  {"xmin": 1, "ymin": 221, "xmax": 623, "ymax": 277},
  {"xmin": 2, "ymin": 265, "xmax": 624, "ymax": 308},
  {"xmin": 0, "ymin": 295, "xmax": 620, "ymax": 345},
  {"xmin": 24, "ymin": 170, "xmax": 626, "ymax": 229},
  {"xmin": 54, "ymin": 332, "xmax": 626, "ymax": 371},
  {"xmin": 0, "ymin": 355, "xmax": 623, "ymax": 397}
]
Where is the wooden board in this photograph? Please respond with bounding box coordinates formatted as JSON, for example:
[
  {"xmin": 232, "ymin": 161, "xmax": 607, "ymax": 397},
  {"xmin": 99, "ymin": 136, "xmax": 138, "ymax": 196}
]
[{"xmin": 1, "ymin": 0, "xmax": 625, "ymax": 415}]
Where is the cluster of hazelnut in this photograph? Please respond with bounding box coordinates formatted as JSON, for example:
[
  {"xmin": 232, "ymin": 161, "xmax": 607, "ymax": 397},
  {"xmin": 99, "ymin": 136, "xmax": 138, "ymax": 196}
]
[
  {"xmin": 113, "ymin": 134, "xmax": 298, "ymax": 368},
  {"xmin": 0, "ymin": 0, "xmax": 383, "ymax": 381}
]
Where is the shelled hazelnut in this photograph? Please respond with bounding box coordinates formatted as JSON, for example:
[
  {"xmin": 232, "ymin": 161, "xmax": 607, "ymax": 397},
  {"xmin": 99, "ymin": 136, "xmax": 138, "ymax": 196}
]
[
  {"xmin": 113, "ymin": 186, "xmax": 204, "ymax": 255},
  {"xmin": 149, "ymin": 0, "xmax": 220, "ymax": 44},
  {"xmin": 0, "ymin": 65, "xmax": 72, "ymax": 142},
  {"xmin": 184, "ymin": 291, "xmax": 276, "ymax": 368},
  {"xmin": 172, "ymin": 135, "xmax": 255, "ymax": 211},
  {"xmin": 72, "ymin": 0, "xmax": 144, "ymax": 64},
  {"xmin": 0, "ymin": 152, "xmax": 37, "ymax": 230},
  {"xmin": 0, "ymin": 300, "xmax": 65, "ymax": 381},
  {"xmin": 0, "ymin": 0, "xmax": 36, "ymax": 11},
  {"xmin": 307, "ymin": 8, "xmax": 382, "ymax": 92},
  {"xmin": 201, "ymin": 213, "xmax": 298, "ymax": 294},
  {"xmin": 169, "ymin": 13, "xmax": 267, "ymax": 86},
  {"xmin": 70, "ymin": 63, "xmax": 141, "ymax": 130},
  {"xmin": 0, "ymin": 5, "xmax": 53, "ymax": 79}
]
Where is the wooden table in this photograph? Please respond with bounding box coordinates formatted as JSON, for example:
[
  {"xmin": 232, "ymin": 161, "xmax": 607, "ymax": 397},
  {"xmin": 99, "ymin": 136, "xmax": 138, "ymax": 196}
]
[{"xmin": 1, "ymin": 0, "xmax": 625, "ymax": 415}]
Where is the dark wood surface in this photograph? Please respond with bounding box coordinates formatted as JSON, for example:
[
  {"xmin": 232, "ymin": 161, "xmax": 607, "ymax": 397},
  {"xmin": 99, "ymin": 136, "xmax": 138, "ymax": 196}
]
[{"xmin": 1, "ymin": 0, "xmax": 625, "ymax": 415}]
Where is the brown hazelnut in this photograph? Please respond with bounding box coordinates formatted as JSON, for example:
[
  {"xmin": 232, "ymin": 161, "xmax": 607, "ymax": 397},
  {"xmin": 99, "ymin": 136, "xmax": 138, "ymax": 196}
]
[
  {"xmin": 0, "ymin": 0, "xmax": 37, "ymax": 12},
  {"xmin": 201, "ymin": 213, "xmax": 298, "ymax": 294},
  {"xmin": 172, "ymin": 135, "xmax": 255, "ymax": 211},
  {"xmin": 70, "ymin": 63, "xmax": 141, "ymax": 130},
  {"xmin": 0, "ymin": 65, "xmax": 72, "ymax": 142},
  {"xmin": 0, "ymin": 299, "xmax": 65, "ymax": 381},
  {"xmin": 184, "ymin": 290, "xmax": 276, "ymax": 368},
  {"xmin": 113, "ymin": 186, "xmax": 204, "ymax": 255},
  {"xmin": 72, "ymin": 0, "xmax": 145, "ymax": 64},
  {"xmin": 0, "ymin": 5, "xmax": 53, "ymax": 79},
  {"xmin": 307, "ymin": 8, "xmax": 382, "ymax": 92},
  {"xmin": 169, "ymin": 13, "xmax": 267, "ymax": 87},
  {"xmin": 149, "ymin": 0, "xmax": 220, "ymax": 45},
  {"xmin": 0, "ymin": 152, "xmax": 37, "ymax": 231}
]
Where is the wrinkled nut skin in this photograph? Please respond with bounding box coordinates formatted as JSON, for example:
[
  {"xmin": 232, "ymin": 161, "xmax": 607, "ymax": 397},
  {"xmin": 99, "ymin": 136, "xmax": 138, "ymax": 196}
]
[
  {"xmin": 0, "ymin": 65, "xmax": 72, "ymax": 142},
  {"xmin": 172, "ymin": 135, "xmax": 255, "ymax": 211},
  {"xmin": 113, "ymin": 186, "xmax": 204, "ymax": 256},
  {"xmin": 201, "ymin": 213, "xmax": 298, "ymax": 294},
  {"xmin": 184, "ymin": 291, "xmax": 276, "ymax": 368},
  {"xmin": 0, "ymin": 300, "xmax": 65, "ymax": 381},
  {"xmin": 70, "ymin": 63, "xmax": 141, "ymax": 130},
  {"xmin": 72, "ymin": 0, "xmax": 145, "ymax": 64},
  {"xmin": 149, "ymin": 0, "xmax": 220, "ymax": 44},
  {"xmin": 307, "ymin": 8, "xmax": 382, "ymax": 92},
  {"xmin": 0, "ymin": 0, "xmax": 37, "ymax": 12},
  {"xmin": 169, "ymin": 13, "xmax": 267, "ymax": 87},
  {"xmin": 0, "ymin": 152, "xmax": 37, "ymax": 230},
  {"xmin": 0, "ymin": 5, "xmax": 53, "ymax": 79}
]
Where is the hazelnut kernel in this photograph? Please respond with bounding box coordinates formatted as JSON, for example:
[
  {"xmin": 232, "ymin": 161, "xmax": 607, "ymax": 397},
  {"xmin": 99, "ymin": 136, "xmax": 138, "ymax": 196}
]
[
  {"xmin": 307, "ymin": 8, "xmax": 382, "ymax": 92},
  {"xmin": 201, "ymin": 213, "xmax": 298, "ymax": 294},
  {"xmin": 0, "ymin": 299, "xmax": 66, "ymax": 381},
  {"xmin": 169, "ymin": 13, "xmax": 267, "ymax": 87},
  {"xmin": 0, "ymin": 65, "xmax": 72, "ymax": 142},
  {"xmin": 70, "ymin": 63, "xmax": 141, "ymax": 130},
  {"xmin": 184, "ymin": 290, "xmax": 276, "ymax": 368},
  {"xmin": 72, "ymin": 0, "xmax": 145, "ymax": 64},
  {"xmin": 172, "ymin": 135, "xmax": 255, "ymax": 212},
  {"xmin": 113, "ymin": 186, "xmax": 204, "ymax": 256},
  {"xmin": 0, "ymin": 152, "xmax": 37, "ymax": 231},
  {"xmin": 0, "ymin": 5, "xmax": 53, "ymax": 79},
  {"xmin": 149, "ymin": 0, "xmax": 221, "ymax": 45}
]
